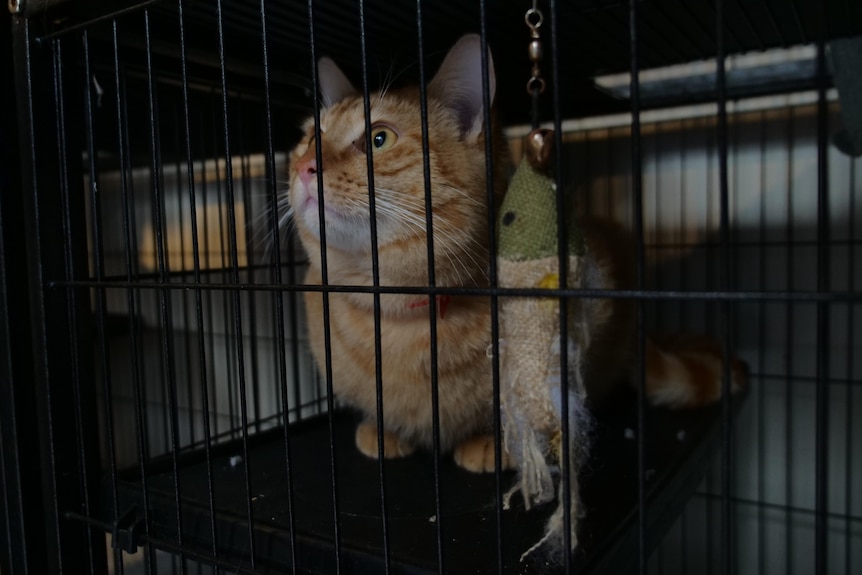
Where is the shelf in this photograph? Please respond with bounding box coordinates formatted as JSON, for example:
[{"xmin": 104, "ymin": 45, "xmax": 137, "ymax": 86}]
[{"xmin": 101, "ymin": 388, "xmax": 746, "ymax": 574}]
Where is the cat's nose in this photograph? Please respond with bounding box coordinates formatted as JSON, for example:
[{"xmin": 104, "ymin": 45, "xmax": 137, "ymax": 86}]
[{"xmin": 296, "ymin": 155, "xmax": 318, "ymax": 186}]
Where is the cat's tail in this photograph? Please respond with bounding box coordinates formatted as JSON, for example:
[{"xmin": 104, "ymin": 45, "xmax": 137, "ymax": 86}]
[{"xmin": 643, "ymin": 334, "xmax": 747, "ymax": 408}]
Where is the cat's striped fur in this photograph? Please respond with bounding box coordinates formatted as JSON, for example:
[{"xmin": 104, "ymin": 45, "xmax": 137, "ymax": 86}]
[{"xmin": 286, "ymin": 35, "xmax": 745, "ymax": 473}]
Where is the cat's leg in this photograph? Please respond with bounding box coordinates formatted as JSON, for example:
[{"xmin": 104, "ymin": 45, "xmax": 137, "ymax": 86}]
[
  {"xmin": 355, "ymin": 421, "xmax": 416, "ymax": 459},
  {"xmin": 453, "ymin": 434, "xmax": 515, "ymax": 473}
]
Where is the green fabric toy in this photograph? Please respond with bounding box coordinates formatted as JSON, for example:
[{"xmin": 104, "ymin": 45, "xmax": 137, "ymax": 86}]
[{"xmin": 497, "ymin": 129, "xmax": 591, "ymax": 560}]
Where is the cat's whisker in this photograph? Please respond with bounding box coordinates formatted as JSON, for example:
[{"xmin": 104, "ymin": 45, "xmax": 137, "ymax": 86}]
[
  {"xmin": 246, "ymin": 188, "xmax": 292, "ymax": 223},
  {"xmin": 250, "ymin": 199, "xmax": 287, "ymax": 226},
  {"xmin": 284, "ymin": 187, "xmax": 483, "ymax": 286},
  {"xmin": 372, "ymin": 60, "xmax": 405, "ymax": 111},
  {"xmin": 430, "ymin": 225, "xmax": 488, "ymax": 285},
  {"xmin": 373, "ymin": 180, "xmax": 484, "ymax": 210},
  {"xmin": 374, "ymin": 187, "xmax": 485, "ymax": 223},
  {"xmin": 258, "ymin": 224, "xmax": 289, "ymax": 265},
  {"xmin": 436, "ymin": 183, "xmax": 485, "ymax": 208},
  {"xmin": 373, "ymin": 195, "xmax": 486, "ymax": 286},
  {"xmin": 248, "ymin": 191, "xmax": 296, "ymax": 265},
  {"xmin": 374, "ymin": 187, "xmax": 489, "ymax": 252},
  {"xmin": 373, "ymin": 188, "xmax": 435, "ymax": 216},
  {"xmin": 277, "ymin": 206, "xmax": 295, "ymax": 231},
  {"xmin": 370, "ymin": 198, "xmax": 427, "ymax": 235},
  {"xmin": 373, "ymin": 70, "xmax": 391, "ymax": 110},
  {"xmin": 249, "ymin": 211, "xmax": 278, "ymax": 245},
  {"xmin": 374, "ymin": 187, "xmax": 481, "ymax": 235}
]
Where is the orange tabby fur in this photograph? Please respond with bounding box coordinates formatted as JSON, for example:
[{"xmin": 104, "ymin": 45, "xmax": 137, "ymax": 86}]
[
  {"xmin": 286, "ymin": 35, "xmax": 745, "ymax": 474},
  {"xmin": 575, "ymin": 220, "xmax": 746, "ymax": 407},
  {"xmin": 288, "ymin": 36, "xmax": 510, "ymax": 472}
]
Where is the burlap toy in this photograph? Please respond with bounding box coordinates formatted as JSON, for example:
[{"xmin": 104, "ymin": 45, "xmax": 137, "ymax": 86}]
[{"xmin": 497, "ymin": 128, "xmax": 592, "ymax": 560}]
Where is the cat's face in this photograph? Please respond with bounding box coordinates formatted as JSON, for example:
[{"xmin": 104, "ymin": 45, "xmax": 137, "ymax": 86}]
[{"xmin": 287, "ymin": 35, "xmax": 497, "ymax": 259}]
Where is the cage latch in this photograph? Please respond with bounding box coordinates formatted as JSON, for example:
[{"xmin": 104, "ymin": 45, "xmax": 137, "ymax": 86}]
[{"xmin": 112, "ymin": 507, "xmax": 143, "ymax": 554}]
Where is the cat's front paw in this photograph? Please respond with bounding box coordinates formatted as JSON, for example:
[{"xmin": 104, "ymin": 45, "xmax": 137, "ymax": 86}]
[
  {"xmin": 355, "ymin": 422, "xmax": 416, "ymax": 459},
  {"xmin": 453, "ymin": 434, "xmax": 514, "ymax": 473}
]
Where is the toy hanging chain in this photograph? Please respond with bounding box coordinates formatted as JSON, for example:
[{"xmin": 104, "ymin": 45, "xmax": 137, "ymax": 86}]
[
  {"xmin": 525, "ymin": 1, "xmax": 545, "ymax": 130},
  {"xmin": 496, "ymin": 0, "xmax": 592, "ymax": 560}
]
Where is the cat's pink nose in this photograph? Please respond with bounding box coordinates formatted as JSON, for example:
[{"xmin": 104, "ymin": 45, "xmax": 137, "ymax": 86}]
[{"xmin": 296, "ymin": 155, "xmax": 318, "ymax": 186}]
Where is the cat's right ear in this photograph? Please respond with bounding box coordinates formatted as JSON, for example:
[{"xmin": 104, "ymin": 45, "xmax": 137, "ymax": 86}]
[
  {"xmin": 318, "ymin": 57, "xmax": 357, "ymax": 107},
  {"xmin": 428, "ymin": 34, "xmax": 496, "ymax": 139}
]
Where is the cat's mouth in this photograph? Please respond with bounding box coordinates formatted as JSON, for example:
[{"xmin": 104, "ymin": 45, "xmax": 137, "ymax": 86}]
[
  {"xmin": 295, "ymin": 187, "xmax": 360, "ymax": 246},
  {"xmin": 293, "ymin": 181, "xmax": 378, "ymax": 250},
  {"xmin": 293, "ymin": 181, "xmax": 333, "ymax": 217},
  {"xmin": 301, "ymin": 192, "xmax": 341, "ymax": 220}
]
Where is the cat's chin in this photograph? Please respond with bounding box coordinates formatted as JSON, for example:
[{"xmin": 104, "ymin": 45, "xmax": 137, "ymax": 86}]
[
  {"xmin": 293, "ymin": 195, "xmax": 359, "ymax": 248},
  {"xmin": 298, "ymin": 212, "xmax": 373, "ymax": 254}
]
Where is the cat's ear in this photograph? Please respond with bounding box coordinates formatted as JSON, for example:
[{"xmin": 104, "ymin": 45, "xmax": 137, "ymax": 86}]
[
  {"xmin": 428, "ymin": 34, "xmax": 496, "ymax": 138},
  {"xmin": 318, "ymin": 57, "xmax": 358, "ymax": 107}
]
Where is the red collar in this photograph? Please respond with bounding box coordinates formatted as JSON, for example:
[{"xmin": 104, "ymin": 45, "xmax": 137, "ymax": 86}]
[{"xmin": 406, "ymin": 295, "xmax": 452, "ymax": 318}]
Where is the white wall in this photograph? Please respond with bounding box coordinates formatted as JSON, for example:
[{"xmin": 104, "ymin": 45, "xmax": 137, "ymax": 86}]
[{"xmin": 90, "ymin": 152, "xmax": 322, "ymax": 467}]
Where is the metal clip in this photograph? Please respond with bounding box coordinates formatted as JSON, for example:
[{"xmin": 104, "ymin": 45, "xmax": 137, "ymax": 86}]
[
  {"xmin": 525, "ymin": 2, "xmax": 545, "ymax": 96},
  {"xmin": 112, "ymin": 507, "xmax": 144, "ymax": 555}
]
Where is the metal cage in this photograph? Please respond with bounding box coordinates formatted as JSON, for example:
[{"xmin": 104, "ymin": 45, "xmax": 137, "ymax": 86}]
[{"xmin": 2, "ymin": 1, "xmax": 861, "ymax": 574}]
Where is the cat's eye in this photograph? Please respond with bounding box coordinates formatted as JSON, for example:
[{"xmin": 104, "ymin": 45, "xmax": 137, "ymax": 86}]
[{"xmin": 370, "ymin": 126, "xmax": 398, "ymax": 152}]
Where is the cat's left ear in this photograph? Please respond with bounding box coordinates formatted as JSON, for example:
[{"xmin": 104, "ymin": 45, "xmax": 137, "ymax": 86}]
[
  {"xmin": 318, "ymin": 57, "xmax": 358, "ymax": 107},
  {"xmin": 428, "ymin": 34, "xmax": 496, "ymax": 139}
]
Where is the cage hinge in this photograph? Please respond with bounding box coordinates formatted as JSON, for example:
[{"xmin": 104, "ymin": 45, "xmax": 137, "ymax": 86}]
[{"xmin": 112, "ymin": 507, "xmax": 144, "ymax": 554}]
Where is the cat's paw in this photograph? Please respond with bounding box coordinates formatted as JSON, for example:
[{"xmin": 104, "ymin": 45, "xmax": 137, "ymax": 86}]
[
  {"xmin": 453, "ymin": 434, "xmax": 514, "ymax": 473},
  {"xmin": 355, "ymin": 422, "xmax": 416, "ymax": 459}
]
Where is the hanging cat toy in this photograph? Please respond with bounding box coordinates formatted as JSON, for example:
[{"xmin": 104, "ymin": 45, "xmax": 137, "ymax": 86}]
[{"xmin": 496, "ymin": 0, "xmax": 593, "ymax": 560}]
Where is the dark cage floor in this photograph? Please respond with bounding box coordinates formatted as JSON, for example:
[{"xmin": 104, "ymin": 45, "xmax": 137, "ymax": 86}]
[{"xmin": 99, "ymin": 391, "xmax": 745, "ymax": 574}]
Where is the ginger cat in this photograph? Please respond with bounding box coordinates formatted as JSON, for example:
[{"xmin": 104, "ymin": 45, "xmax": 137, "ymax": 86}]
[
  {"xmin": 287, "ymin": 36, "xmax": 510, "ymax": 472},
  {"xmin": 286, "ymin": 35, "xmax": 745, "ymax": 474}
]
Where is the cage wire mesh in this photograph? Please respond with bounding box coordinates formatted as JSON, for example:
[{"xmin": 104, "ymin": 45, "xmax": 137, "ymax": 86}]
[
  {"xmin": 555, "ymin": 103, "xmax": 862, "ymax": 574},
  {"xmin": 4, "ymin": 0, "xmax": 861, "ymax": 574}
]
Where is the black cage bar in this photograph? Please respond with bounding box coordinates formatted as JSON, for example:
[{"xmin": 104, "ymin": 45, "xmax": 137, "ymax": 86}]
[{"xmin": 4, "ymin": 1, "xmax": 862, "ymax": 574}]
